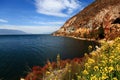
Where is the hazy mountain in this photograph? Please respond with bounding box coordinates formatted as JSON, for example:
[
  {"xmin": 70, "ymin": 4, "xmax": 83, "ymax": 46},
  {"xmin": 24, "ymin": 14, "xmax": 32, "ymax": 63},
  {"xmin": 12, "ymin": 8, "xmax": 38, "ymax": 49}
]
[
  {"xmin": 0, "ymin": 29, "xmax": 27, "ymax": 35},
  {"xmin": 53, "ymin": 0, "xmax": 120, "ymax": 40}
]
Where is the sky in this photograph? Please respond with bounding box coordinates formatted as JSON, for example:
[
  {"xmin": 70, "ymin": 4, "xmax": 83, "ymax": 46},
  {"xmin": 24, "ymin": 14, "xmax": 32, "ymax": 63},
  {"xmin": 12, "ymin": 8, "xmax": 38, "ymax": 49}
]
[{"xmin": 0, "ymin": 0, "xmax": 94, "ymax": 34}]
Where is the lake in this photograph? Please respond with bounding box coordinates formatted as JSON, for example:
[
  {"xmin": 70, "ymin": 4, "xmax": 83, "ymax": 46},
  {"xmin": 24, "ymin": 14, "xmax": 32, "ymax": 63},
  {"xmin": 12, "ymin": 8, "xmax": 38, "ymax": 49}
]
[{"xmin": 0, "ymin": 34, "xmax": 98, "ymax": 80}]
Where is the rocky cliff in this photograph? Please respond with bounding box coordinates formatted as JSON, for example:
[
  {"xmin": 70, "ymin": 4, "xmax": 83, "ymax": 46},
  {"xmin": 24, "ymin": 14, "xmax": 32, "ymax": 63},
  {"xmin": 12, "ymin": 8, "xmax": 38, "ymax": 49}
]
[{"xmin": 53, "ymin": 0, "xmax": 120, "ymax": 40}]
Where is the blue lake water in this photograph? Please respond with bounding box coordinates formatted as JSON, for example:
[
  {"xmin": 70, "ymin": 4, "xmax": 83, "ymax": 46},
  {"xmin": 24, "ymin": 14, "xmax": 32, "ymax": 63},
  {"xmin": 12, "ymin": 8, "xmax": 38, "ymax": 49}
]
[{"xmin": 0, "ymin": 34, "xmax": 98, "ymax": 80}]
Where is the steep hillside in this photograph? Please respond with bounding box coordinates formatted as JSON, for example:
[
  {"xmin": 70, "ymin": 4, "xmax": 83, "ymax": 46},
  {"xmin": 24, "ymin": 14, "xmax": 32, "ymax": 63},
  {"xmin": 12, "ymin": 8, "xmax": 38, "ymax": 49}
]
[{"xmin": 53, "ymin": 0, "xmax": 120, "ymax": 40}]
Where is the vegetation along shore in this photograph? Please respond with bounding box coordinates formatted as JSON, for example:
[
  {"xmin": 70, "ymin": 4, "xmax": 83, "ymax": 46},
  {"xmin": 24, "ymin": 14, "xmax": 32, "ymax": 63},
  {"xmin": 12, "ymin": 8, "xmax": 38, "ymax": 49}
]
[{"xmin": 23, "ymin": 37, "xmax": 120, "ymax": 80}]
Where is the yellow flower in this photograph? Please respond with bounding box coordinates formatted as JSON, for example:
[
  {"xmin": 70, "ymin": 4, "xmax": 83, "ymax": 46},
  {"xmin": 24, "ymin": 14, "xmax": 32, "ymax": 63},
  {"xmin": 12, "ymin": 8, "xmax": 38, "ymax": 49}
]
[
  {"xmin": 101, "ymin": 60, "xmax": 106, "ymax": 64},
  {"xmin": 109, "ymin": 59, "xmax": 113, "ymax": 63},
  {"xmin": 91, "ymin": 52, "xmax": 97, "ymax": 57},
  {"xmin": 104, "ymin": 67, "xmax": 108, "ymax": 73},
  {"xmin": 113, "ymin": 77, "xmax": 118, "ymax": 80},
  {"xmin": 88, "ymin": 58, "xmax": 95, "ymax": 64},
  {"xmin": 108, "ymin": 66, "xmax": 114, "ymax": 72},
  {"xmin": 93, "ymin": 66, "xmax": 99, "ymax": 71},
  {"xmin": 85, "ymin": 63, "xmax": 91, "ymax": 69},
  {"xmin": 77, "ymin": 75, "xmax": 81, "ymax": 79},
  {"xmin": 88, "ymin": 45, "xmax": 93, "ymax": 51},
  {"xmin": 102, "ymin": 73, "xmax": 108, "ymax": 80},
  {"xmin": 110, "ymin": 56, "xmax": 114, "ymax": 59},
  {"xmin": 89, "ymin": 45, "xmax": 92, "ymax": 49},
  {"xmin": 85, "ymin": 63, "xmax": 89, "ymax": 67},
  {"xmin": 82, "ymin": 70, "xmax": 89, "ymax": 75},
  {"xmin": 46, "ymin": 71, "xmax": 51, "ymax": 75},
  {"xmin": 90, "ymin": 75, "xmax": 97, "ymax": 80}
]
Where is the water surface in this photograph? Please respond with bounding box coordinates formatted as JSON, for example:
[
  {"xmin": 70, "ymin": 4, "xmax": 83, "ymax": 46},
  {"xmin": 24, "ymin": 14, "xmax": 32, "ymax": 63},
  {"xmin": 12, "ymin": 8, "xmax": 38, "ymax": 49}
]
[{"xmin": 0, "ymin": 34, "xmax": 98, "ymax": 80}]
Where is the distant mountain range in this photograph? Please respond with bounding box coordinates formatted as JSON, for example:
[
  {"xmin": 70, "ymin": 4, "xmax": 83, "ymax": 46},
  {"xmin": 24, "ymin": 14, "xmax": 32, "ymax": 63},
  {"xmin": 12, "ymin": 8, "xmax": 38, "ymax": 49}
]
[{"xmin": 0, "ymin": 29, "xmax": 27, "ymax": 35}]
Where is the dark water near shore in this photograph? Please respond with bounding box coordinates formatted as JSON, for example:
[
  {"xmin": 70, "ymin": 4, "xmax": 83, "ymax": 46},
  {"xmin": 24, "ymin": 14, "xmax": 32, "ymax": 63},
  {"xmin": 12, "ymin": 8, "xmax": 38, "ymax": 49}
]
[{"xmin": 0, "ymin": 34, "xmax": 98, "ymax": 80}]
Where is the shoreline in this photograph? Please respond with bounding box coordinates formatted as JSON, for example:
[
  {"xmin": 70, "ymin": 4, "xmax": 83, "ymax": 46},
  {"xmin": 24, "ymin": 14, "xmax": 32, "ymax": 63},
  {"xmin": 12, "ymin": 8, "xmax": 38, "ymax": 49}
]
[
  {"xmin": 52, "ymin": 35, "xmax": 101, "ymax": 42},
  {"xmin": 67, "ymin": 36, "xmax": 96, "ymax": 41}
]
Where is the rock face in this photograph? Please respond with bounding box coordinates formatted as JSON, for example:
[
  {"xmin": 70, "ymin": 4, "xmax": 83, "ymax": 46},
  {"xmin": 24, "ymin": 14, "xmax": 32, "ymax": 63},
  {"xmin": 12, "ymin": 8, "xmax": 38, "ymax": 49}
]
[{"xmin": 53, "ymin": 0, "xmax": 120, "ymax": 40}]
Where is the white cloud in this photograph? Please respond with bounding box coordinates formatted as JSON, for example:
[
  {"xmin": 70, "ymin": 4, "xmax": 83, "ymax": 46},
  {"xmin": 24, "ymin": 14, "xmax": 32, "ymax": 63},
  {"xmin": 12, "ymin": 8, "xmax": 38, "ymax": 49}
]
[
  {"xmin": 0, "ymin": 19, "xmax": 8, "ymax": 23},
  {"xmin": 34, "ymin": 0, "xmax": 81, "ymax": 17},
  {"xmin": 0, "ymin": 25, "xmax": 60, "ymax": 34}
]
